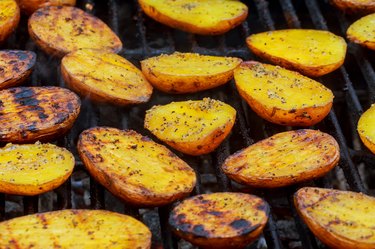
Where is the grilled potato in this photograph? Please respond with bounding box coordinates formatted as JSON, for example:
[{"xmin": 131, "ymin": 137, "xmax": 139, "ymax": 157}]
[
  {"xmin": 0, "ymin": 209, "xmax": 151, "ymax": 249},
  {"xmin": 78, "ymin": 127, "xmax": 196, "ymax": 207},
  {"xmin": 358, "ymin": 104, "xmax": 375, "ymax": 154},
  {"xmin": 331, "ymin": 0, "xmax": 375, "ymax": 14},
  {"xmin": 234, "ymin": 61, "xmax": 334, "ymax": 126},
  {"xmin": 138, "ymin": 0, "xmax": 248, "ymax": 35},
  {"xmin": 0, "ymin": 0, "xmax": 20, "ymax": 44},
  {"xmin": 222, "ymin": 129, "xmax": 340, "ymax": 188},
  {"xmin": 61, "ymin": 49, "xmax": 153, "ymax": 105},
  {"xmin": 17, "ymin": 0, "xmax": 76, "ymax": 15},
  {"xmin": 144, "ymin": 98, "xmax": 236, "ymax": 156},
  {"xmin": 0, "ymin": 87, "xmax": 81, "ymax": 143},
  {"xmin": 246, "ymin": 29, "xmax": 347, "ymax": 77},
  {"xmin": 347, "ymin": 13, "xmax": 375, "ymax": 50},
  {"xmin": 28, "ymin": 6, "xmax": 122, "ymax": 57},
  {"xmin": 140, "ymin": 52, "xmax": 242, "ymax": 94},
  {"xmin": 0, "ymin": 50, "xmax": 36, "ymax": 89},
  {"xmin": 295, "ymin": 187, "xmax": 375, "ymax": 249},
  {"xmin": 169, "ymin": 192, "xmax": 269, "ymax": 249}
]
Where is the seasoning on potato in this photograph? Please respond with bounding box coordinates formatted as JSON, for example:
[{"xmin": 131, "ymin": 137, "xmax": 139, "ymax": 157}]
[
  {"xmin": 358, "ymin": 104, "xmax": 375, "ymax": 154},
  {"xmin": 234, "ymin": 61, "xmax": 334, "ymax": 126},
  {"xmin": 169, "ymin": 192, "xmax": 269, "ymax": 249},
  {"xmin": 246, "ymin": 29, "xmax": 347, "ymax": 77},
  {"xmin": 138, "ymin": 0, "xmax": 248, "ymax": 35},
  {"xmin": 17, "ymin": 0, "xmax": 76, "ymax": 15},
  {"xmin": 0, "ymin": 209, "xmax": 152, "ymax": 249},
  {"xmin": 28, "ymin": 6, "xmax": 122, "ymax": 57},
  {"xmin": 144, "ymin": 98, "xmax": 236, "ymax": 156},
  {"xmin": 141, "ymin": 52, "xmax": 242, "ymax": 94},
  {"xmin": 62, "ymin": 49, "xmax": 153, "ymax": 105},
  {"xmin": 78, "ymin": 127, "xmax": 196, "ymax": 207},
  {"xmin": 295, "ymin": 187, "xmax": 375, "ymax": 249},
  {"xmin": 0, "ymin": 87, "xmax": 81, "ymax": 143},
  {"xmin": 347, "ymin": 13, "xmax": 375, "ymax": 51},
  {"xmin": 0, "ymin": 0, "xmax": 20, "ymax": 44},
  {"xmin": 222, "ymin": 129, "xmax": 340, "ymax": 188},
  {"xmin": 331, "ymin": 0, "xmax": 375, "ymax": 14}
]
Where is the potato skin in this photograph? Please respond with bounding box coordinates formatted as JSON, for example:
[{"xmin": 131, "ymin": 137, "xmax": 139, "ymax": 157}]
[
  {"xmin": 331, "ymin": 0, "xmax": 375, "ymax": 14},
  {"xmin": 17, "ymin": 0, "xmax": 76, "ymax": 15},
  {"xmin": 357, "ymin": 104, "xmax": 375, "ymax": 154},
  {"xmin": 0, "ymin": 0, "xmax": 20, "ymax": 44},
  {"xmin": 347, "ymin": 13, "xmax": 375, "ymax": 51}
]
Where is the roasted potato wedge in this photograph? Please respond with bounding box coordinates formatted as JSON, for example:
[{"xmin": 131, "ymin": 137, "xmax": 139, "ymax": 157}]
[
  {"xmin": 0, "ymin": 0, "xmax": 20, "ymax": 44},
  {"xmin": 62, "ymin": 49, "xmax": 153, "ymax": 105},
  {"xmin": 138, "ymin": 0, "xmax": 248, "ymax": 35},
  {"xmin": 295, "ymin": 187, "xmax": 375, "ymax": 249},
  {"xmin": 141, "ymin": 52, "xmax": 242, "ymax": 94},
  {"xmin": 28, "ymin": 6, "xmax": 122, "ymax": 57},
  {"xmin": 169, "ymin": 192, "xmax": 269, "ymax": 249},
  {"xmin": 246, "ymin": 29, "xmax": 347, "ymax": 77},
  {"xmin": 331, "ymin": 0, "xmax": 375, "ymax": 14},
  {"xmin": 358, "ymin": 104, "xmax": 375, "ymax": 154},
  {"xmin": 234, "ymin": 61, "xmax": 334, "ymax": 126},
  {"xmin": 222, "ymin": 129, "xmax": 340, "ymax": 188},
  {"xmin": 78, "ymin": 127, "xmax": 196, "ymax": 207},
  {"xmin": 0, "ymin": 87, "xmax": 81, "ymax": 143},
  {"xmin": 347, "ymin": 13, "xmax": 375, "ymax": 50},
  {"xmin": 17, "ymin": 0, "xmax": 76, "ymax": 15},
  {"xmin": 0, "ymin": 50, "xmax": 36, "ymax": 89},
  {"xmin": 0, "ymin": 209, "xmax": 151, "ymax": 249},
  {"xmin": 144, "ymin": 98, "xmax": 236, "ymax": 156}
]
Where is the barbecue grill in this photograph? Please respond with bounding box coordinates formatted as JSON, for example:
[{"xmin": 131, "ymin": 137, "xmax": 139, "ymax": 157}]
[{"xmin": 1, "ymin": 0, "xmax": 374, "ymax": 248}]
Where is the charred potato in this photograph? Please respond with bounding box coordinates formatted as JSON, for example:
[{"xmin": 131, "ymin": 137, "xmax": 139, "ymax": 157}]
[
  {"xmin": 0, "ymin": 87, "xmax": 81, "ymax": 143},
  {"xmin": 144, "ymin": 98, "xmax": 236, "ymax": 156},
  {"xmin": 0, "ymin": 209, "xmax": 151, "ymax": 249},
  {"xmin": 169, "ymin": 192, "xmax": 269, "ymax": 249},
  {"xmin": 17, "ymin": 0, "xmax": 76, "ymax": 15},
  {"xmin": 331, "ymin": 0, "xmax": 375, "ymax": 14},
  {"xmin": 246, "ymin": 29, "xmax": 347, "ymax": 77},
  {"xmin": 234, "ymin": 61, "xmax": 334, "ymax": 126},
  {"xmin": 295, "ymin": 187, "xmax": 375, "ymax": 249},
  {"xmin": 138, "ymin": 0, "xmax": 248, "ymax": 35},
  {"xmin": 358, "ymin": 104, "xmax": 375, "ymax": 154},
  {"xmin": 28, "ymin": 6, "xmax": 122, "ymax": 57},
  {"xmin": 222, "ymin": 129, "xmax": 340, "ymax": 188},
  {"xmin": 347, "ymin": 13, "xmax": 375, "ymax": 50},
  {"xmin": 0, "ymin": 0, "xmax": 20, "ymax": 44},
  {"xmin": 78, "ymin": 127, "xmax": 196, "ymax": 207},
  {"xmin": 141, "ymin": 52, "xmax": 242, "ymax": 94},
  {"xmin": 62, "ymin": 49, "xmax": 153, "ymax": 105}
]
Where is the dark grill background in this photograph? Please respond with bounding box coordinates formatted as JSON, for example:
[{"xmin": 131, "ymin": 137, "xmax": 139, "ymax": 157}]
[{"xmin": 1, "ymin": 0, "xmax": 374, "ymax": 248}]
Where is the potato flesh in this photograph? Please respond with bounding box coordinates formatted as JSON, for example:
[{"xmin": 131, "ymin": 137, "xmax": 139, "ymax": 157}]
[
  {"xmin": 0, "ymin": 0, "xmax": 19, "ymax": 43},
  {"xmin": 347, "ymin": 13, "xmax": 375, "ymax": 50},
  {"xmin": 358, "ymin": 104, "xmax": 375, "ymax": 154}
]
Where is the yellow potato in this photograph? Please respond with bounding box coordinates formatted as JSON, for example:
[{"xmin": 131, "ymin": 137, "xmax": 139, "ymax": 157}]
[
  {"xmin": 78, "ymin": 127, "xmax": 196, "ymax": 207},
  {"xmin": 222, "ymin": 129, "xmax": 340, "ymax": 188},
  {"xmin": 357, "ymin": 104, "xmax": 375, "ymax": 154},
  {"xmin": 0, "ymin": 0, "xmax": 20, "ymax": 43},
  {"xmin": 347, "ymin": 13, "xmax": 375, "ymax": 50},
  {"xmin": 0, "ymin": 209, "xmax": 151, "ymax": 249},
  {"xmin": 61, "ymin": 49, "xmax": 153, "ymax": 106},
  {"xmin": 295, "ymin": 187, "xmax": 375, "ymax": 249},
  {"xmin": 246, "ymin": 29, "xmax": 347, "ymax": 77},
  {"xmin": 331, "ymin": 0, "xmax": 375, "ymax": 14},
  {"xmin": 234, "ymin": 61, "xmax": 334, "ymax": 126},
  {"xmin": 28, "ymin": 6, "xmax": 122, "ymax": 57},
  {"xmin": 138, "ymin": 0, "xmax": 248, "ymax": 35},
  {"xmin": 17, "ymin": 0, "xmax": 76, "ymax": 15},
  {"xmin": 169, "ymin": 192, "xmax": 269, "ymax": 249},
  {"xmin": 144, "ymin": 98, "xmax": 236, "ymax": 156},
  {"xmin": 141, "ymin": 52, "xmax": 242, "ymax": 94}
]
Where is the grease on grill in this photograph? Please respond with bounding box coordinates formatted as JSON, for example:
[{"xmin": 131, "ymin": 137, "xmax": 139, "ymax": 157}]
[
  {"xmin": 347, "ymin": 13, "xmax": 375, "ymax": 51},
  {"xmin": 17, "ymin": 0, "xmax": 76, "ymax": 15},
  {"xmin": 357, "ymin": 104, "xmax": 375, "ymax": 154},
  {"xmin": 0, "ymin": 0, "xmax": 20, "ymax": 44}
]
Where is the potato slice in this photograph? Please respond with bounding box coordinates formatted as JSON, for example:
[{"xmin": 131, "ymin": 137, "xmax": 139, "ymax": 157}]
[
  {"xmin": 61, "ymin": 49, "xmax": 153, "ymax": 105},
  {"xmin": 78, "ymin": 127, "xmax": 196, "ymax": 207},
  {"xmin": 246, "ymin": 29, "xmax": 347, "ymax": 77},
  {"xmin": 169, "ymin": 192, "xmax": 269, "ymax": 249},
  {"xmin": 141, "ymin": 52, "xmax": 242, "ymax": 94},
  {"xmin": 295, "ymin": 187, "xmax": 375, "ymax": 249},
  {"xmin": 0, "ymin": 50, "xmax": 36, "ymax": 89},
  {"xmin": 358, "ymin": 104, "xmax": 375, "ymax": 154},
  {"xmin": 17, "ymin": 0, "xmax": 76, "ymax": 15},
  {"xmin": 234, "ymin": 61, "xmax": 334, "ymax": 126},
  {"xmin": 138, "ymin": 0, "xmax": 248, "ymax": 35},
  {"xmin": 222, "ymin": 129, "xmax": 339, "ymax": 188},
  {"xmin": 331, "ymin": 0, "xmax": 375, "ymax": 14},
  {"xmin": 0, "ymin": 209, "xmax": 151, "ymax": 249},
  {"xmin": 144, "ymin": 98, "xmax": 236, "ymax": 156},
  {"xmin": 0, "ymin": 87, "xmax": 81, "ymax": 143},
  {"xmin": 0, "ymin": 0, "xmax": 20, "ymax": 43},
  {"xmin": 28, "ymin": 6, "xmax": 122, "ymax": 57},
  {"xmin": 347, "ymin": 13, "xmax": 375, "ymax": 50}
]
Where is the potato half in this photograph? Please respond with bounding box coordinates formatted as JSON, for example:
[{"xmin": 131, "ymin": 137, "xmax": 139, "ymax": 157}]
[
  {"xmin": 169, "ymin": 192, "xmax": 269, "ymax": 249},
  {"xmin": 347, "ymin": 13, "xmax": 375, "ymax": 50},
  {"xmin": 246, "ymin": 29, "xmax": 347, "ymax": 77},
  {"xmin": 295, "ymin": 187, "xmax": 375, "ymax": 249},
  {"xmin": 331, "ymin": 0, "xmax": 375, "ymax": 14},
  {"xmin": 28, "ymin": 6, "xmax": 122, "ymax": 57},
  {"xmin": 358, "ymin": 104, "xmax": 375, "ymax": 154},
  {"xmin": 0, "ymin": 209, "xmax": 151, "ymax": 249},
  {"xmin": 78, "ymin": 127, "xmax": 196, "ymax": 207},
  {"xmin": 222, "ymin": 129, "xmax": 340, "ymax": 188},
  {"xmin": 17, "ymin": 0, "xmax": 76, "ymax": 15},
  {"xmin": 234, "ymin": 61, "xmax": 334, "ymax": 126},
  {"xmin": 141, "ymin": 52, "xmax": 242, "ymax": 94},
  {"xmin": 0, "ymin": 0, "xmax": 20, "ymax": 43},
  {"xmin": 144, "ymin": 98, "xmax": 236, "ymax": 156},
  {"xmin": 138, "ymin": 0, "xmax": 248, "ymax": 35},
  {"xmin": 61, "ymin": 49, "xmax": 153, "ymax": 105},
  {"xmin": 0, "ymin": 87, "xmax": 81, "ymax": 143}
]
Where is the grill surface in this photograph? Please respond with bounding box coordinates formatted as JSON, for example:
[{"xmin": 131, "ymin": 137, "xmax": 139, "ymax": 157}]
[{"xmin": 1, "ymin": 0, "xmax": 374, "ymax": 248}]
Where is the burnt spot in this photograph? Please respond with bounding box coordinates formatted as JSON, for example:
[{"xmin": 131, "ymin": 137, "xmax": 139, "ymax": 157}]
[
  {"xmin": 192, "ymin": 224, "xmax": 210, "ymax": 237},
  {"xmin": 141, "ymin": 136, "xmax": 152, "ymax": 142},
  {"xmin": 206, "ymin": 211, "xmax": 223, "ymax": 217},
  {"xmin": 37, "ymin": 214, "xmax": 49, "ymax": 229},
  {"xmin": 38, "ymin": 112, "xmax": 49, "ymax": 120},
  {"xmin": 14, "ymin": 88, "xmax": 36, "ymax": 100},
  {"xmin": 169, "ymin": 212, "xmax": 187, "ymax": 227},
  {"xmin": 294, "ymin": 129, "xmax": 307, "ymax": 136},
  {"xmin": 16, "ymin": 97, "xmax": 40, "ymax": 106},
  {"xmin": 27, "ymin": 123, "xmax": 38, "ymax": 132},
  {"xmin": 0, "ymin": 100, "xmax": 3, "ymax": 108},
  {"xmin": 54, "ymin": 113, "xmax": 69, "ymax": 125},
  {"xmin": 230, "ymin": 219, "xmax": 251, "ymax": 230}
]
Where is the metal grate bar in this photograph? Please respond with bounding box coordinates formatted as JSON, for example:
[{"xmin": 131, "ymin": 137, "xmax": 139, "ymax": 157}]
[{"xmin": 278, "ymin": 0, "xmax": 301, "ymax": 28}]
